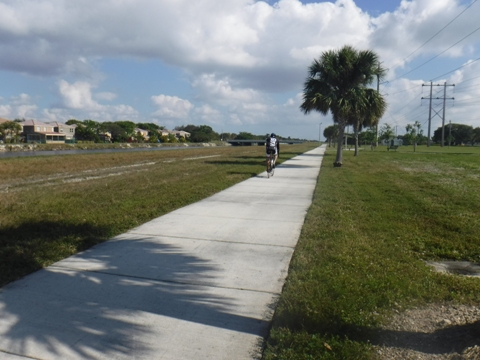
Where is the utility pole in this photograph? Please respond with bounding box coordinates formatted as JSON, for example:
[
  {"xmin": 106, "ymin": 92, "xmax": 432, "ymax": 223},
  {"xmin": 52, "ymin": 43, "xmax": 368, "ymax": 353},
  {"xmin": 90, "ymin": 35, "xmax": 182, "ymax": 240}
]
[
  {"xmin": 422, "ymin": 82, "xmax": 433, "ymax": 147},
  {"xmin": 441, "ymin": 83, "xmax": 455, "ymax": 146},
  {"xmin": 421, "ymin": 82, "xmax": 454, "ymax": 147}
]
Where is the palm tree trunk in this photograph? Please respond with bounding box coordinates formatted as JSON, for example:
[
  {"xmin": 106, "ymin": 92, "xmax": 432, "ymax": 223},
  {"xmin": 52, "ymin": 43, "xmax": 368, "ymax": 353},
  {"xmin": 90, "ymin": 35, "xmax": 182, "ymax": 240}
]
[
  {"xmin": 334, "ymin": 124, "xmax": 345, "ymax": 167},
  {"xmin": 354, "ymin": 121, "xmax": 360, "ymax": 156}
]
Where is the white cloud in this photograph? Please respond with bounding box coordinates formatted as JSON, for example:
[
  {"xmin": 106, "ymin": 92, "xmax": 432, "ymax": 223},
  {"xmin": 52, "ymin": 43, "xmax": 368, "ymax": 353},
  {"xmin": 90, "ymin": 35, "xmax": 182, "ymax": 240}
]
[
  {"xmin": 0, "ymin": 0, "xmax": 479, "ymax": 139},
  {"xmin": 151, "ymin": 95, "xmax": 193, "ymax": 119},
  {"xmin": 194, "ymin": 104, "xmax": 224, "ymax": 125},
  {"xmin": 0, "ymin": 104, "xmax": 11, "ymax": 118},
  {"xmin": 371, "ymin": 0, "xmax": 480, "ymax": 78},
  {"xmin": 58, "ymin": 80, "xmax": 103, "ymax": 110},
  {"xmin": 9, "ymin": 94, "xmax": 38, "ymax": 119},
  {"xmin": 54, "ymin": 80, "xmax": 138, "ymax": 121},
  {"xmin": 192, "ymin": 74, "xmax": 259, "ymax": 104}
]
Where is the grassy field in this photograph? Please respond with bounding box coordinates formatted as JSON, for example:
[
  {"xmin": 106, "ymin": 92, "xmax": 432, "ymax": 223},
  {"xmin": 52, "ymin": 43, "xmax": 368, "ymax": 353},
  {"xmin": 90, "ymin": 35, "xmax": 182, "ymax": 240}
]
[
  {"xmin": 0, "ymin": 143, "xmax": 316, "ymax": 287},
  {"xmin": 3, "ymin": 142, "xmax": 479, "ymax": 359},
  {"xmin": 263, "ymin": 144, "xmax": 480, "ymax": 359}
]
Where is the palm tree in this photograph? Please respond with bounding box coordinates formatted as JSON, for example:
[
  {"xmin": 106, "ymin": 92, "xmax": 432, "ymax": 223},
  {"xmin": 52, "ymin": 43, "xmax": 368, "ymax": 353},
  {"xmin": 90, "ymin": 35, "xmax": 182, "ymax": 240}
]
[
  {"xmin": 405, "ymin": 121, "xmax": 422, "ymax": 152},
  {"xmin": 351, "ymin": 89, "xmax": 387, "ymax": 156},
  {"xmin": 300, "ymin": 45, "xmax": 387, "ymax": 167}
]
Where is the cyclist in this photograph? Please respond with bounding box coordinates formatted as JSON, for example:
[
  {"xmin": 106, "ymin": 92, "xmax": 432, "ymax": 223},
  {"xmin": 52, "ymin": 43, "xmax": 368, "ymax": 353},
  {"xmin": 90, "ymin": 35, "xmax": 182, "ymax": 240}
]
[{"xmin": 266, "ymin": 133, "xmax": 280, "ymax": 169}]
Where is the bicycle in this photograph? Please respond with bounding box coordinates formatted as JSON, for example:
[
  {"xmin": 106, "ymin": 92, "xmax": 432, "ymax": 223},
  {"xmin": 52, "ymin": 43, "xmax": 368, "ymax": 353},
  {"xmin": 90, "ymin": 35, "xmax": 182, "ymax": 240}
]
[{"xmin": 266, "ymin": 151, "xmax": 275, "ymax": 178}]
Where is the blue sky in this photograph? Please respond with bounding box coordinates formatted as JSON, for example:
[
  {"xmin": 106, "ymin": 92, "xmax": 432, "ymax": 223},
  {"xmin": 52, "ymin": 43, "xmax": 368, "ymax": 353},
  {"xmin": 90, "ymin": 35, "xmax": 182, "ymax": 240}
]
[{"xmin": 0, "ymin": 0, "xmax": 479, "ymax": 140}]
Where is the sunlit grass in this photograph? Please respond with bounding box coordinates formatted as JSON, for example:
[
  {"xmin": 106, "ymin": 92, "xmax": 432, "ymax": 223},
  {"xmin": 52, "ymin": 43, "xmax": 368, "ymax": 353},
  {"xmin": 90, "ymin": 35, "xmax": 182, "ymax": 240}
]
[
  {"xmin": 0, "ymin": 143, "xmax": 317, "ymax": 287},
  {"xmin": 264, "ymin": 145, "xmax": 480, "ymax": 359}
]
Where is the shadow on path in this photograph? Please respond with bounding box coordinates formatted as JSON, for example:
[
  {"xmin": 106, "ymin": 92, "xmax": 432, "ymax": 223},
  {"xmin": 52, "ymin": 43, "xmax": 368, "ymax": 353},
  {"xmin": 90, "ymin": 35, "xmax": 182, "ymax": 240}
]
[{"xmin": 0, "ymin": 222, "xmax": 270, "ymax": 359}]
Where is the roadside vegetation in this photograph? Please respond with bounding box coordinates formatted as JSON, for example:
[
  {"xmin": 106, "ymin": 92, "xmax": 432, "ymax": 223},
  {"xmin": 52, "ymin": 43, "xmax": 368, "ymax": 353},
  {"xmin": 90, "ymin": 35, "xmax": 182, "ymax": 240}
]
[
  {"xmin": 264, "ymin": 144, "xmax": 480, "ymax": 359},
  {"xmin": 0, "ymin": 143, "xmax": 316, "ymax": 287}
]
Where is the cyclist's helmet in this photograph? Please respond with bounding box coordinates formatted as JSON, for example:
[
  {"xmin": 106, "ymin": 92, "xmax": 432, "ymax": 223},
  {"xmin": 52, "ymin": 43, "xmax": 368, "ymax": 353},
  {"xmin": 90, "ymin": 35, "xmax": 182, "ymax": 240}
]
[{"xmin": 271, "ymin": 133, "xmax": 276, "ymax": 138}]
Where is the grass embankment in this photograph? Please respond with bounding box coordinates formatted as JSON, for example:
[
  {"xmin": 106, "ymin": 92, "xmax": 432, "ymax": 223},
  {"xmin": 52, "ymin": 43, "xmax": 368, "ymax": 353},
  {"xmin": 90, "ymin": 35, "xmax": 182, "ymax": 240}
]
[
  {"xmin": 264, "ymin": 145, "xmax": 480, "ymax": 359},
  {"xmin": 0, "ymin": 143, "xmax": 316, "ymax": 287}
]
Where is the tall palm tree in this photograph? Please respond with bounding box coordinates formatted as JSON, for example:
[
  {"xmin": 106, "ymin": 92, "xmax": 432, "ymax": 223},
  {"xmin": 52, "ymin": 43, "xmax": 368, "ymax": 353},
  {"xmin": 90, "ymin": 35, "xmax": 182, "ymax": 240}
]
[{"xmin": 300, "ymin": 45, "xmax": 387, "ymax": 167}]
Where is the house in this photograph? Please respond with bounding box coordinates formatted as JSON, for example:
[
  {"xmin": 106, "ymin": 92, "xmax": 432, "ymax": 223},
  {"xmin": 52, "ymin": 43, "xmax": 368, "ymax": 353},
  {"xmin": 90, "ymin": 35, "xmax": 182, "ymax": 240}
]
[
  {"xmin": 47, "ymin": 121, "xmax": 76, "ymax": 142},
  {"xmin": 99, "ymin": 131, "xmax": 112, "ymax": 143},
  {"xmin": 158, "ymin": 129, "xmax": 190, "ymax": 139},
  {"xmin": 171, "ymin": 130, "xmax": 190, "ymax": 139},
  {"xmin": 157, "ymin": 129, "xmax": 171, "ymax": 137},
  {"xmin": 134, "ymin": 128, "xmax": 149, "ymax": 141},
  {"xmin": 20, "ymin": 119, "xmax": 67, "ymax": 143}
]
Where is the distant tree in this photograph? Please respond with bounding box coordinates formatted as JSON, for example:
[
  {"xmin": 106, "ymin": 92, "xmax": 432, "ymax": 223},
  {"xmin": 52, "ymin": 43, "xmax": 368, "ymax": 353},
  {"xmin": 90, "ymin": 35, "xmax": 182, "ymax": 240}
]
[
  {"xmin": 137, "ymin": 123, "xmax": 163, "ymax": 138},
  {"xmin": 323, "ymin": 125, "xmax": 339, "ymax": 147},
  {"xmin": 235, "ymin": 132, "xmax": 255, "ymax": 140},
  {"xmin": 134, "ymin": 131, "xmax": 146, "ymax": 143},
  {"xmin": 405, "ymin": 121, "xmax": 422, "ymax": 151},
  {"xmin": 148, "ymin": 134, "xmax": 159, "ymax": 143},
  {"xmin": 220, "ymin": 132, "xmax": 233, "ymax": 141},
  {"xmin": 167, "ymin": 133, "xmax": 177, "ymax": 143},
  {"xmin": 176, "ymin": 124, "xmax": 219, "ymax": 142},
  {"xmin": 66, "ymin": 119, "xmax": 82, "ymax": 126},
  {"xmin": 0, "ymin": 121, "xmax": 22, "ymax": 143},
  {"xmin": 473, "ymin": 127, "xmax": 480, "ymax": 145},
  {"xmin": 103, "ymin": 122, "xmax": 128, "ymax": 142},
  {"xmin": 115, "ymin": 121, "xmax": 136, "ymax": 137},
  {"xmin": 359, "ymin": 126, "xmax": 377, "ymax": 145},
  {"xmin": 433, "ymin": 123, "xmax": 473, "ymax": 145},
  {"xmin": 74, "ymin": 126, "xmax": 98, "ymax": 142},
  {"xmin": 379, "ymin": 123, "xmax": 394, "ymax": 144}
]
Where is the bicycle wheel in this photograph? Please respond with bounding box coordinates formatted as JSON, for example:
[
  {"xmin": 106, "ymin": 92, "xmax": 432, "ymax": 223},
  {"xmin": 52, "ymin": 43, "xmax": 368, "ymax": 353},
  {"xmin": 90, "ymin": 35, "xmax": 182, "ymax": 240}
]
[
  {"xmin": 270, "ymin": 157, "xmax": 275, "ymax": 177},
  {"xmin": 266, "ymin": 156, "xmax": 271, "ymax": 178}
]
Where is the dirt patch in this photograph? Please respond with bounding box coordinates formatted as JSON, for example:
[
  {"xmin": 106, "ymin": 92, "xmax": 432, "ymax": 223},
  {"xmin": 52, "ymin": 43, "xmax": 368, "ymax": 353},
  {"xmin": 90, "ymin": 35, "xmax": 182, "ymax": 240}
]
[
  {"xmin": 373, "ymin": 262, "xmax": 480, "ymax": 359},
  {"xmin": 426, "ymin": 261, "xmax": 480, "ymax": 277},
  {"xmin": 373, "ymin": 304, "xmax": 480, "ymax": 359}
]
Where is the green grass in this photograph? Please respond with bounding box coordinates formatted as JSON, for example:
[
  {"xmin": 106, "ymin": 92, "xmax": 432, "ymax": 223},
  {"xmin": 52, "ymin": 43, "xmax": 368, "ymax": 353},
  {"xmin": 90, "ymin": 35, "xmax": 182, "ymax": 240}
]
[
  {"xmin": 0, "ymin": 143, "xmax": 317, "ymax": 287},
  {"xmin": 263, "ymin": 144, "xmax": 480, "ymax": 359}
]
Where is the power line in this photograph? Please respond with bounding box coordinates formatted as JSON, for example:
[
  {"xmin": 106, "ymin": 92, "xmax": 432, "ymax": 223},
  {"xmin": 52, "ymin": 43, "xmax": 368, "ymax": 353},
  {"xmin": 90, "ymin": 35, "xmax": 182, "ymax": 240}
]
[
  {"xmin": 394, "ymin": 25, "xmax": 480, "ymax": 82},
  {"xmin": 397, "ymin": 0, "xmax": 479, "ymax": 65},
  {"xmin": 454, "ymin": 83, "xmax": 480, "ymax": 91},
  {"xmin": 387, "ymin": 84, "xmax": 423, "ymax": 96},
  {"xmin": 384, "ymin": 0, "xmax": 479, "ymax": 83},
  {"xmin": 455, "ymin": 74, "xmax": 480, "ymax": 84},
  {"xmin": 430, "ymin": 56, "xmax": 480, "ymax": 81}
]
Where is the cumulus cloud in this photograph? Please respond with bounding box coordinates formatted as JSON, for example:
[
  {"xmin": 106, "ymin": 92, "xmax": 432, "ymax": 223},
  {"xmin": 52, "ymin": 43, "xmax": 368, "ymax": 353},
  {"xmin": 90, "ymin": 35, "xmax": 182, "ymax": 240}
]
[
  {"xmin": 0, "ymin": 104, "xmax": 11, "ymax": 118},
  {"xmin": 0, "ymin": 0, "xmax": 479, "ymax": 138},
  {"xmin": 58, "ymin": 80, "xmax": 103, "ymax": 110},
  {"xmin": 192, "ymin": 74, "xmax": 260, "ymax": 104},
  {"xmin": 9, "ymin": 94, "xmax": 38, "ymax": 119},
  {"xmin": 151, "ymin": 95, "xmax": 193, "ymax": 119},
  {"xmin": 53, "ymin": 80, "xmax": 138, "ymax": 121},
  {"xmin": 194, "ymin": 104, "xmax": 224, "ymax": 125},
  {"xmin": 371, "ymin": 0, "xmax": 480, "ymax": 78}
]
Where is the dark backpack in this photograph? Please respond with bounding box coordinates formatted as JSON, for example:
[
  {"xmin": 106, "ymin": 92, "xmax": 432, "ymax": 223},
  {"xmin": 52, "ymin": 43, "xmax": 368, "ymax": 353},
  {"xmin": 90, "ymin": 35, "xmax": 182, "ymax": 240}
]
[{"xmin": 267, "ymin": 137, "xmax": 276, "ymax": 149}]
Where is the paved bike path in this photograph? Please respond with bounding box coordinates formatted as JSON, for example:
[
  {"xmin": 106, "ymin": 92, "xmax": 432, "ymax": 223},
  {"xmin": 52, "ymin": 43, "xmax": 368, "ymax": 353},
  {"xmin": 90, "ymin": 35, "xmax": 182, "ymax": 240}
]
[{"xmin": 0, "ymin": 146, "xmax": 325, "ymax": 360}]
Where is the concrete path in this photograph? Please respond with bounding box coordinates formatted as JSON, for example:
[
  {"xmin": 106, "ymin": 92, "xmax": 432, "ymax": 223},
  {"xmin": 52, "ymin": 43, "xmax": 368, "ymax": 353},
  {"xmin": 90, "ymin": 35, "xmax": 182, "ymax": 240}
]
[{"xmin": 0, "ymin": 146, "xmax": 325, "ymax": 360}]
